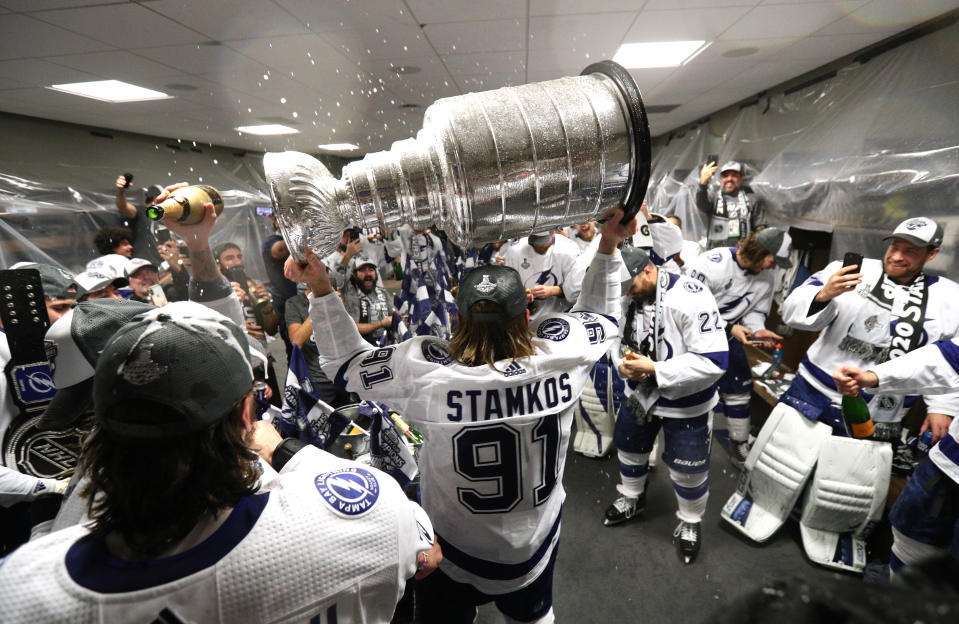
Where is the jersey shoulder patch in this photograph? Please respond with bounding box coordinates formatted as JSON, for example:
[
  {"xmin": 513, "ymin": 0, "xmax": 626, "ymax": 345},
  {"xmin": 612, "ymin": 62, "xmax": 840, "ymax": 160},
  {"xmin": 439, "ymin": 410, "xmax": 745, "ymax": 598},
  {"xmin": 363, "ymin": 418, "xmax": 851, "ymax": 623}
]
[
  {"xmin": 421, "ymin": 339, "xmax": 452, "ymax": 365},
  {"xmin": 314, "ymin": 466, "xmax": 381, "ymax": 517},
  {"xmin": 537, "ymin": 318, "xmax": 571, "ymax": 342},
  {"xmin": 683, "ymin": 280, "xmax": 703, "ymax": 294}
]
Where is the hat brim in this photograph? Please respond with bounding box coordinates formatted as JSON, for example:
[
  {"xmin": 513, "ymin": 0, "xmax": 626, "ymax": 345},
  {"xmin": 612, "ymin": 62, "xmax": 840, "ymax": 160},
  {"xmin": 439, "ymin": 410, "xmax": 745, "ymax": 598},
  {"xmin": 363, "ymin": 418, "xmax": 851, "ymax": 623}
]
[
  {"xmin": 38, "ymin": 378, "xmax": 94, "ymax": 429},
  {"xmin": 774, "ymin": 256, "xmax": 793, "ymax": 269},
  {"xmin": 883, "ymin": 234, "xmax": 937, "ymax": 248}
]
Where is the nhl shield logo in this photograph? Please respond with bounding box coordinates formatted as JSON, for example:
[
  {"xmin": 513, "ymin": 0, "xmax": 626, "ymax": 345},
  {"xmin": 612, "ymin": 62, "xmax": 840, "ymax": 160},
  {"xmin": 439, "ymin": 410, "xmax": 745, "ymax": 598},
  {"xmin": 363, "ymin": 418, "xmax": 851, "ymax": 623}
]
[{"xmin": 475, "ymin": 274, "xmax": 496, "ymax": 294}]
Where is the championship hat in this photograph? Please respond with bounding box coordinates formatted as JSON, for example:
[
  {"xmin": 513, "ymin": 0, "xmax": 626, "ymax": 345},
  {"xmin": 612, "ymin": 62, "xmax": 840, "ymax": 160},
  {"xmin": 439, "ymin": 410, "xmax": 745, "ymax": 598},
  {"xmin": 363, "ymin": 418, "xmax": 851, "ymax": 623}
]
[
  {"xmin": 40, "ymin": 299, "xmax": 155, "ymax": 427},
  {"xmin": 719, "ymin": 161, "xmax": 743, "ymax": 174},
  {"xmin": 351, "ymin": 255, "xmax": 378, "ymax": 272},
  {"xmin": 620, "ymin": 247, "xmax": 651, "ymax": 277},
  {"xmin": 126, "ymin": 258, "xmax": 159, "ymax": 277},
  {"xmin": 86, "ymin": 253, "xmax": 132, "ymax": 280},
  {"xmin": 527, "ymin": 231, "xmax": 553, "ymax": 246},
  {"xmin": 884, "ymin": 217, "xmax": 943, "ymax": 248},
  {"xmin": 456, "ymin": 265, "xmax": 527, "ymax": 323},
  {"xmin": 93, "ymin": 301, "xmax": 254, "ymax": 439},
  {"xmin": 756, "ymin": 228, "xmax": 793, "ymax": 268},
  {"xmin": 9, "ymin": 262, "xmax": 76, "ymax": 300}
]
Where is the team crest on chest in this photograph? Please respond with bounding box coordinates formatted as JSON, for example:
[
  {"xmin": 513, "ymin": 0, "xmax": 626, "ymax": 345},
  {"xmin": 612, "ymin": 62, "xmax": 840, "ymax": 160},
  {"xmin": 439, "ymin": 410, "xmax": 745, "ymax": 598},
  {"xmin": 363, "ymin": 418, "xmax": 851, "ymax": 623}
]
[{"xmin": 315, "ymin": 467, "xmax": 380, "ymax": 517}]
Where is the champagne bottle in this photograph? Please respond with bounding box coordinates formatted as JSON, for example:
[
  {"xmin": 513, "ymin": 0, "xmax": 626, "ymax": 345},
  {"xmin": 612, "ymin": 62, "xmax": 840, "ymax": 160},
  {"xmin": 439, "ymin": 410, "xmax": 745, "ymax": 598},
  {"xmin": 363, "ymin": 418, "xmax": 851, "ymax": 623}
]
[
  {"xmin": 390, "ymin": 412, "xmax": 424, "ymax": 444},
  {"xmin": 841, "ymin": 392, "xmax": 874, "ymax": 439},
  {"xmin": 146, "ymin": 185, "xmax": 223, "ymax": 224}
]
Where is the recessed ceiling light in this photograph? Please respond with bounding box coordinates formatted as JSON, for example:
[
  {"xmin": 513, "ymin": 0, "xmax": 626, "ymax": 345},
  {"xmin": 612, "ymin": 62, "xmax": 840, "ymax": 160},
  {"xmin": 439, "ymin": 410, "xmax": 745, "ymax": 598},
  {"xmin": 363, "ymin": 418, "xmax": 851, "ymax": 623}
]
[
  {"xmin": 47, "ymin": 80, "xmax": 171, "ymax": 103},
  {"xmin": 723, "ymin": 47, "xmax": 759, "ymax": 58},
  {"xmin": 392, "ymin": 65, "xmax": 421, "ymax": 75},
  {"xmin": 317, "ymin": 143, "xmax": 359, "ymax": 151},
  {"xmin": 236, "ymin": 124, "xmax": 299, "ymax": 135},
  {"xmin": 613, "ymin": 41, "xmax": 708, "ymax": 69}
]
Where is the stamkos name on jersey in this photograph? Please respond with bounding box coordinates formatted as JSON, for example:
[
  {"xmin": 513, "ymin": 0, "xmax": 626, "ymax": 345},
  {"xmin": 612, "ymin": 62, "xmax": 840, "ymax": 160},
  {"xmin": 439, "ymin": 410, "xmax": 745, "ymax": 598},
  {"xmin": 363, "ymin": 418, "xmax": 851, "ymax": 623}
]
[{"xmin": 446, "ymin": 373, "xmax": 572, "ymax": 421}]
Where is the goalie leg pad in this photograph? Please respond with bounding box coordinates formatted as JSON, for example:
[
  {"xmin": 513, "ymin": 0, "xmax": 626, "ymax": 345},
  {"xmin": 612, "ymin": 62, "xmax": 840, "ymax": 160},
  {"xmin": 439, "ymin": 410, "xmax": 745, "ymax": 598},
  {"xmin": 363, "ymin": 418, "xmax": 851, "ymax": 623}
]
[
  {"xmin": 721, "ymin": 402, "xmax": 832, "ymax": 542},
  {"xmin": 573, "ymin": 369, "xmax": 615, "ymax": 457},
  {"xmin": 799, "ymin": 435, "xmax": 892, "ymax": 573}
]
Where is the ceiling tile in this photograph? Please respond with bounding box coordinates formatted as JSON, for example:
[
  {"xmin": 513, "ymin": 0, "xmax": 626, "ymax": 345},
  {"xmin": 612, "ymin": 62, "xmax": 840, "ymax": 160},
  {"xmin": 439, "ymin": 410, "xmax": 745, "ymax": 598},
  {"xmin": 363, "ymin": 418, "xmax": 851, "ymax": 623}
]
[
  {"xmin": 443, "ymin": 51, "xmax": 526, "ymax": 75},
  {"xmin": 406, "ymin": 0, "xmax": 526, "ymax": 24},
  {"xmin": 527, "ymin": 43, "xmax": 619, "ymax": 73},
  {"xmin": 424, "ymin": 18, "xmax": 525, "ymax": 55},
  {"xmin": 275, "ymin": 0, "xmax": 417, "ymax": 32},
  {"xmin": 817, "ymin": 0, "xmax": 959, "ymax": 35},
  {"xmin": 133, "ymin": 43, "xmax": 270, "ymax": 76},
  {"xmin": 723, "ymin": 3, "xmax": 868, "ymax": 39},
  {"xmin": 224, "ymin": 34, "xmax": 345, "ymax": 73},
  {"xmin": 643, "ymin": 0, "xmax": 758, "ymax": 8},
  {"xmin": 45, "ymin": 50, "xmax": 189, "ymax": 80},
  {"xmin": 0, "ymin": 0, "xmax": 103, "ymax": 9},
  {"xmin": 32, "ymin": 4, "xmax": 206, "ymax": 49},
  {"xmin": 319, "ymin": 24, "xmax": 435, "ymax": 62},
  {"xmin": 146, "ymin": 0, "xmax": 310, "ymax": 41},
  {"xmin": 528, "ymin": 13, "xmax": 637, "ymax": 50},
  {"xmin": 530, "ymin": 0, "xmax": 650, "ymax": 15},
  {"xmin": 0, "ymin": 57, "xmax": 100, "ymax": 86},
  {"xmin": 0, "ymin": 14, "xmax": 109, "ymax": 59},
  {"xmin": 693, "ymin": 37, "xmax": 798, "ymax": 63},
  {"xmin": 626, "ymin": 6, "xmax": 753, "ymax": 41}
]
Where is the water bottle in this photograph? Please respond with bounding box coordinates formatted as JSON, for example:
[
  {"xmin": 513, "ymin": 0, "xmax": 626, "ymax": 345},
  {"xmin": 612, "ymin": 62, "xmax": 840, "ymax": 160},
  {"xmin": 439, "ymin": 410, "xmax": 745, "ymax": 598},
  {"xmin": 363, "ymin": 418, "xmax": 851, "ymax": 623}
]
[
  {"xmin": 915, "ymin": 430, "xmax": 933, "ymax": 455},
  {"xmin": 761, "ymin": 343, "xmax": 783, "ymax": 379}
]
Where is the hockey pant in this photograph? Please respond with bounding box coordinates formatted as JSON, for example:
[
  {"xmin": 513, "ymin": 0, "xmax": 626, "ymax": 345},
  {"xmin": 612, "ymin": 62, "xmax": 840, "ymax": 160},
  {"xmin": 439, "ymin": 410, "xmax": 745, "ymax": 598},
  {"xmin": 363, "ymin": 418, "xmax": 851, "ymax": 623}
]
[
  {"xmin": 614, "ymin": 411, "xmax": 712, "ymax": 523},
  {"xmin": 888, "ymin": 458, "xmax": 959, "ymax": 577}
]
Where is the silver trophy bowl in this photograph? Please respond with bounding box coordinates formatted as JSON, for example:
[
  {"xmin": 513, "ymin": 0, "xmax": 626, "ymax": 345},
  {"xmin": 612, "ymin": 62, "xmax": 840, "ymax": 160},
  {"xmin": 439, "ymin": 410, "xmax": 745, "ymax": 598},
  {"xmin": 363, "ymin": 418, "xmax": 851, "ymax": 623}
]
[{"xmin": 265, "ymin": 60, "xmax": 651, "ymax": 261}]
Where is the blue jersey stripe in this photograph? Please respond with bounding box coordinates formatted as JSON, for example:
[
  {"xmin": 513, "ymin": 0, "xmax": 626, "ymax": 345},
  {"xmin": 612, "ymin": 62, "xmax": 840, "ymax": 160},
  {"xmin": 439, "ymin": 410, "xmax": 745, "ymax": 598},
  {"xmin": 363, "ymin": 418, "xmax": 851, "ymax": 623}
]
[
  {"xmin": 438, "ymin": 511, "xmax": 561, "ymax": 581},
  {"xmin": 66, "ymin": 492, "xmax": 270, "ymax": 593},
  {"xmin": 658, "ymin": 384, "xmax": 717, "ymax": 409},
  {"xmin": 934, "ymin": 339, "xmax": 959, "ymax": 375}
]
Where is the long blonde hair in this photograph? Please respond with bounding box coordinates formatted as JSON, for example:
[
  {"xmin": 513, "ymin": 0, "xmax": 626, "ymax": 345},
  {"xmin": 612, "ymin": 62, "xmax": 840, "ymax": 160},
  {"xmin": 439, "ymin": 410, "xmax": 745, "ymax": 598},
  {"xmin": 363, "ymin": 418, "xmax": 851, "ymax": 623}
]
[{"xmin": 449, "ymin": 300, "xmax": 534, "ymax": 370}]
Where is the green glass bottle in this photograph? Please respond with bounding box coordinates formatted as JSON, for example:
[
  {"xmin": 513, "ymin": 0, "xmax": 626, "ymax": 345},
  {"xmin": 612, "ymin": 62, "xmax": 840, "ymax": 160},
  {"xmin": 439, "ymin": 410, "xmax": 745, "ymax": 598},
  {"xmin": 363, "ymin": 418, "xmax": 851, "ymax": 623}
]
[{"xmin": 841, "ymin": 392, "xmax": 874, "ymax": 439}]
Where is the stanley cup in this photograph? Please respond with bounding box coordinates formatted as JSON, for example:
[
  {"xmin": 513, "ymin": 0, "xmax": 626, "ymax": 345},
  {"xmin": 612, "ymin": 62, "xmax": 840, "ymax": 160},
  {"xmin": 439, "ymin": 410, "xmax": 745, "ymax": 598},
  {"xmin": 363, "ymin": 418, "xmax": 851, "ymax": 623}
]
[{"xmin": 265, "ymin": 60, "xmax": 651, "ymax": 261}]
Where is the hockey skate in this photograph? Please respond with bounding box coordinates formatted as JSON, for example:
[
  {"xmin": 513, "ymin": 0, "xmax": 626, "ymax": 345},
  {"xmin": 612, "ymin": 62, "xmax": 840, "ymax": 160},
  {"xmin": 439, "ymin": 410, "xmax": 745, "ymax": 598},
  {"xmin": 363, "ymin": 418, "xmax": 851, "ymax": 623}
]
[
  {"xmin": 603, "ymin": 486, "xmax": 646, "ymax": 526},
  {"xmin": 673, "ymin": 521, "xmax": 701, "ymax": 564},
  {"xmin": 729, "ymin": 439, "xmax": 750, "ymax": 470}
]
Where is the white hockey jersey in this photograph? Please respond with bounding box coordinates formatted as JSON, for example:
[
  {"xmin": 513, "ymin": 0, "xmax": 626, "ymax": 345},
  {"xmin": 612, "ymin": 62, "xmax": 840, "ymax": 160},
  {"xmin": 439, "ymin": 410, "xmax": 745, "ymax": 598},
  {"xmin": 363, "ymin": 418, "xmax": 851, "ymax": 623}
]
[
  {"xmin": 781, "ymin": 259, "xmax": 959, "ymax": 421},
  {"xmin": 614, "ymin": 272, "xmax": 729, "ymax": 418},
  {"xmin": 500, "ymin": 235, "xmax": 580, "ymax": 321},
  {"xmin": 687, "ymin": 247, "xmax": 775, "ymax": 331},
  {"xmin": 310, "ymin": 252, "xmax": 623, "ymax": 595},
  {"xmin": 0, "ymin": 446, "xmax": 432, "ymax": 624},
  {"xmin": 867, "ymin": 338, "xmax": 959, "ymax": 484}
]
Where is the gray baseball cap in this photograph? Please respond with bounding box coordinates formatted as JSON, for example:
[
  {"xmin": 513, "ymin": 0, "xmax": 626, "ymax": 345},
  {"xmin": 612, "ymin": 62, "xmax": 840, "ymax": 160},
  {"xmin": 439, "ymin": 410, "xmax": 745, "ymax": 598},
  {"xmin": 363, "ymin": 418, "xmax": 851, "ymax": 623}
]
[
  {"xmin": 40, "ymin": 299, "xmax": 155, "ymax": 427},
  {"xmin": 9, "ymin": 262, "xmax": 76, "ymax": 300},
  {"xmin": 756, "ymin": 228, "xmax": 793, "ymax": 268},
  {"xmin": 884, "ymin": 217, "xmax": 943, "ymax": 249},
  {"xmin": 527, "ymin": 231, "xmax": 553, "ymax": 246},
  {"xmin": 720, "ymin": 161, "xmax": 743, "ymax": 174},
  {"xmin": 94, "ymin": 301, "xmax": 254, "ymax": 439},
  {"xmin": 620, "ymin": 247, "xmax": 651, "ymax": 277},
  {"xmin": 456, "ymin": 265, "xmax": 527, "ymax": 323}
]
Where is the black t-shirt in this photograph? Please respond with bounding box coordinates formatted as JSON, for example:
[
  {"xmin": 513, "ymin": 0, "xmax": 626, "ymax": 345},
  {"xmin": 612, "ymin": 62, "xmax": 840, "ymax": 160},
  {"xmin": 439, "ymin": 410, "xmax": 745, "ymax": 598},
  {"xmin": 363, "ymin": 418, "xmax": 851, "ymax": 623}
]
[
  {"xmin": 121, "ymin": 206, "xmax": 164, "ymax": 266},
  {"xmin": 261, "ymin": 234, "xmax": 297, "ymax": 304}
]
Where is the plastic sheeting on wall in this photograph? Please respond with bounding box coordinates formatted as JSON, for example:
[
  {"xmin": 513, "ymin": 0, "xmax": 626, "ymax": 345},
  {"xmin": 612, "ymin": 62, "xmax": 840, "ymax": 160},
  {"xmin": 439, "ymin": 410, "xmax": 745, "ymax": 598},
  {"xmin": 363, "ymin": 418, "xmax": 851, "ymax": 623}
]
[{"xmin": 647, "ymin": 19, "xmax": 959, "ymax": 277}]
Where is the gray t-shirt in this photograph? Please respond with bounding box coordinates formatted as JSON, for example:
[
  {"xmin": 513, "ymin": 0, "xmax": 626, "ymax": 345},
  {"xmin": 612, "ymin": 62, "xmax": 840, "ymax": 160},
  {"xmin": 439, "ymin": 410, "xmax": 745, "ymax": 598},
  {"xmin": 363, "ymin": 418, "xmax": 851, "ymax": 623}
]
[{"xmin": 284, "ymin": 293, "xmax": 333, "ymax": 386}]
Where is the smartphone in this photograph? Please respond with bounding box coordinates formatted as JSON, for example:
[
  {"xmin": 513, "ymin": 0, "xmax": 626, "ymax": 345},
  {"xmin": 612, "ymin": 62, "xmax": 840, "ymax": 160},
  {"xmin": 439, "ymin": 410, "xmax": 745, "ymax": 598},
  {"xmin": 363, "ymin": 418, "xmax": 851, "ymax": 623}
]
[
  {"xmin": 149, "ymin": 284, "xmax": 168, "ymax": 306},
  {"xmin": 842, "ymin": 252, "xmax": 863, "ymax": 270},
  {"xmin": 123, "ymin": 172, "xmax": 134, "ymax": 188},
  {"xmin": 706, "ymin": 154, "xmax": 718, "ymax": 166},
  {"xmin": 155, "ymin": 226, "xmax": 172, "ymax": 244}
]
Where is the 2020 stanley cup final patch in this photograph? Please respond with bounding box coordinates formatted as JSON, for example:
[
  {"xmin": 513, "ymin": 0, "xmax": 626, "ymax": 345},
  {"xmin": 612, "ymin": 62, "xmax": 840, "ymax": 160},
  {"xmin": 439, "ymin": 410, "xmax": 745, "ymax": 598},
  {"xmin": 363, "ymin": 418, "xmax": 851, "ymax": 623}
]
[{"xmin": 315, "ymin": 467, "xmax": 381, "ymax": 516}]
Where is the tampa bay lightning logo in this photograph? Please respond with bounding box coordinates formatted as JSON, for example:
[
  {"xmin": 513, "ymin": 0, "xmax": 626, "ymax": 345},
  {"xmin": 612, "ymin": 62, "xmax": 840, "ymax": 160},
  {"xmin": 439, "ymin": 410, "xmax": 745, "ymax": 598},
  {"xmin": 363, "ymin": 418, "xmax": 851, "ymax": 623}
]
[
  {"xmin": 707, "ymin": 252, "xmax": 722, "ymax": 263},
  {"xmin": 422, "ymin": 340, "xmax": 452, "ymax": 365},
  {"xmin": 315, "ymin": 467, "xmax": 380, "ymax": 516},
  {"xmin": 683, "ymin": 281, "xmax": 703, "ymax": 294},
  {"xmin": 537, "ymin": 318, "xmax": 570, "ymax": 341}
]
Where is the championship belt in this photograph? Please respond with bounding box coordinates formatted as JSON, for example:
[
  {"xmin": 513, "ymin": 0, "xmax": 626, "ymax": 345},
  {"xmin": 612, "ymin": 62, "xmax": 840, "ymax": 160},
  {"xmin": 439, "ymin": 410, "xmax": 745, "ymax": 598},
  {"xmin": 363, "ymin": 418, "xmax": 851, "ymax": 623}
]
[{"xmin": 0, "ymin": 269, "xmax": 86, "ymax": 479}]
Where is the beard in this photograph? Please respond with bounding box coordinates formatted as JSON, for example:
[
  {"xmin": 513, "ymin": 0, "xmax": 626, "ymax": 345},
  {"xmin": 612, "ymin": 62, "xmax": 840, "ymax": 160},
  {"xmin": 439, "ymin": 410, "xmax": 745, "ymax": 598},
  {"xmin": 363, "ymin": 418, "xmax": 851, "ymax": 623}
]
[{"xmin": 356, "ymin": 277, "xmax": 376, "ymax": 294}]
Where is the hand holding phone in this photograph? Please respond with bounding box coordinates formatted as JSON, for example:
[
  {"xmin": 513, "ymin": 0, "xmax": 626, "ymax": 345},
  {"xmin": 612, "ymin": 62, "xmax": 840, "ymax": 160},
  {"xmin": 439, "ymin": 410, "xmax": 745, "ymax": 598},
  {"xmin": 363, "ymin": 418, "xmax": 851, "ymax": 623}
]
[
  {"xmin": 123, "ymin": 173, "xmax": 134, "ymax": 188},
  {"xmin": 842, "ymin": 251, "xmax": 863, "ymax": 270}
]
